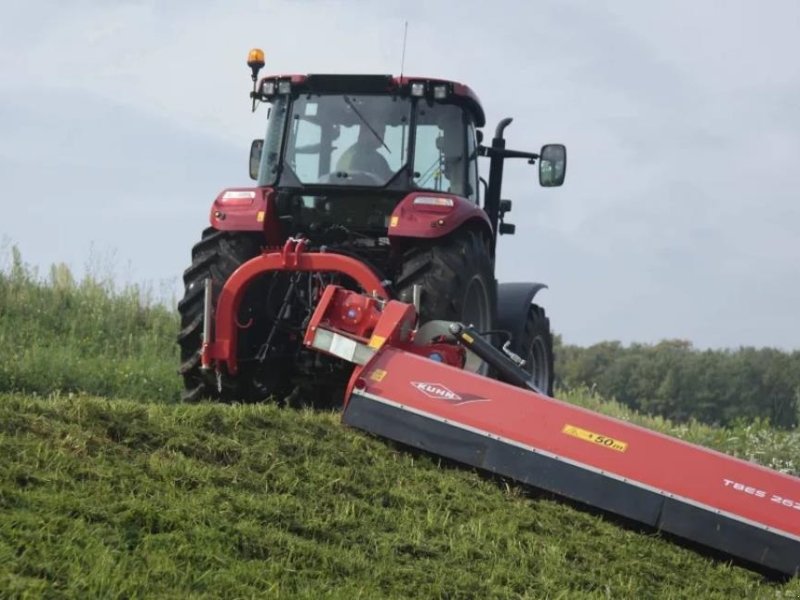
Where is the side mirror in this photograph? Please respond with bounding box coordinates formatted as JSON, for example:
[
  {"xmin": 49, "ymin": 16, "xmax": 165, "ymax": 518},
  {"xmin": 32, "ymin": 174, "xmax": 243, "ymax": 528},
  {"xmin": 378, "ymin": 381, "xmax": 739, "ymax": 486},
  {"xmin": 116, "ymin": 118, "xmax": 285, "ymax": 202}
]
[
  {"xmin": 539, "ymin": 143, "xmax": 566, "ymax": 187},
  {"xmin": 249, "ymin": 139, "xmax": 264, "ymax": 180}
]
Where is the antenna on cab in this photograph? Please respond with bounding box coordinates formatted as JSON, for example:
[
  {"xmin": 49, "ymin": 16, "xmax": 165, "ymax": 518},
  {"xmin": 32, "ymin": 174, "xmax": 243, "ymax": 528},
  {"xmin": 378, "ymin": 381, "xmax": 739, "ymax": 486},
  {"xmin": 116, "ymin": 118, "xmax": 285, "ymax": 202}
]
[{"xmin": 400, "ymin": 21, "xmax": 408, "ymax": 80}]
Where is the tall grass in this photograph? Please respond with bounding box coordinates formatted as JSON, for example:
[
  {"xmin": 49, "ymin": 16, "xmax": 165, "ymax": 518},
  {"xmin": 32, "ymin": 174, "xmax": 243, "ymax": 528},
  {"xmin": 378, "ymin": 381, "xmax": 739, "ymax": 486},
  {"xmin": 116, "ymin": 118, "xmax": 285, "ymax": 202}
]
[{"xmin": 0, "ymin": 247, "xmax": 181, "ymax": 401}]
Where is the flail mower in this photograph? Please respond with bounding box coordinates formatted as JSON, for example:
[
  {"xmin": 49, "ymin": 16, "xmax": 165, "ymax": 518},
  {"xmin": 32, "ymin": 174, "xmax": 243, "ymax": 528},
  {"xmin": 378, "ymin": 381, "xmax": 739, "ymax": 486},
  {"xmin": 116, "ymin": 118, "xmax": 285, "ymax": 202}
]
[{"xmin": 178, "ymin": 49, "xmax": 800, "ymax": 577}]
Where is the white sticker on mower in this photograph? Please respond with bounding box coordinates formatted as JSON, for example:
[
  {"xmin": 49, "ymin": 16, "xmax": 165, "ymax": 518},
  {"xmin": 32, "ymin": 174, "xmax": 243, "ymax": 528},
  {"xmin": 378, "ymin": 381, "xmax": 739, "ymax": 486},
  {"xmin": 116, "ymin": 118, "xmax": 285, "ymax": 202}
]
[
  {"xmin": 723, "ymin": 478, "xmax": 800, "ymax": 512},
  {"xmin": 410, "ymin": 382, "xmax": 489, "ymax": 405},
  {"xmin": 329, "ymin": 333, "xmax": 358, "ymax": 362}
]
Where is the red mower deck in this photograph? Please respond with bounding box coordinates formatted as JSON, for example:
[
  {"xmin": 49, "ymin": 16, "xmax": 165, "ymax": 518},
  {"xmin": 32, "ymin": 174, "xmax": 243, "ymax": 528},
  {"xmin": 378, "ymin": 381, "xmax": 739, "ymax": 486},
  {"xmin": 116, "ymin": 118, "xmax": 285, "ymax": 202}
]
[{"xmin": 342, "ymin": 347, "xmax": 800, "ymax": 576}]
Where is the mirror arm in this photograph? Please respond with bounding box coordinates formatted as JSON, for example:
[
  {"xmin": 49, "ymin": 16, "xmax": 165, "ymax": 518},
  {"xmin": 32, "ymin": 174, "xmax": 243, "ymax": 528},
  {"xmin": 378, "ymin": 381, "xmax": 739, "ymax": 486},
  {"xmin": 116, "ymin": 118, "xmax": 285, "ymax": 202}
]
[{"xmin": 479, "ymin": 145, "xmax": 539, "ymax": 162}]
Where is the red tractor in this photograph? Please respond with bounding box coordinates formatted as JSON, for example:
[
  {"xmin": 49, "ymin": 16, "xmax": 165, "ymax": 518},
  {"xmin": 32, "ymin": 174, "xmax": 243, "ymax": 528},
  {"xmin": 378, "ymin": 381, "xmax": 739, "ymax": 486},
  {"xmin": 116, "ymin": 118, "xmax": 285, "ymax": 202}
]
[
  {"xmin": 174, "ymin": 53, "xmax": 800, "ymax": 577},
  {"xmin": 177, "ymin": 50, "xmax": 566, "ymax": 403}
]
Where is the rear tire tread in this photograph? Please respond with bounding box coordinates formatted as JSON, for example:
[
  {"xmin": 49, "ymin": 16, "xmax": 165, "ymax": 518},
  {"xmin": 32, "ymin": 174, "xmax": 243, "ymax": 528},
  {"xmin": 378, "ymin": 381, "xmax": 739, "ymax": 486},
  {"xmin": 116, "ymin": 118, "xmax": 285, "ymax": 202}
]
[
  {"xmin": 394, "ymin": 229, "xmax": 496, "ymax": 334},
  {"xmin": 177, "ymin": 229, "xmax": 263, "ymax": 403}
]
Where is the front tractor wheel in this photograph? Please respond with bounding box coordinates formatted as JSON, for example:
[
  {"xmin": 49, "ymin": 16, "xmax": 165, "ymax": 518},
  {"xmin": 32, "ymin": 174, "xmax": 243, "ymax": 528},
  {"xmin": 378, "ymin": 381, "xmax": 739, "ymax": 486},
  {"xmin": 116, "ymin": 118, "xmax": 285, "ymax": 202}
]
[
  {"xmin": 395, "ymin": 230, "xmax": 496, "ymax": 372},
  {"xmin": 177, "ymin": 228, "xmax": 284, "ymax": 403},
  {"xmin": 520, "ymin": 304, "xmax": 554, "ymax": 396}
]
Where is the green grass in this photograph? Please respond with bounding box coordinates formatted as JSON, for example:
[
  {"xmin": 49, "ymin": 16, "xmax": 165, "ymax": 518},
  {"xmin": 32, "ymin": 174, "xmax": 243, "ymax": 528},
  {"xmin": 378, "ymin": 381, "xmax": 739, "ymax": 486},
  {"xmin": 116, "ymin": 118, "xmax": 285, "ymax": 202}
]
[
  {"xmin": 2, "ymin": 393, "xmax": 799, "ymax": 599},
  {"xmin": 1, "ymin": 249, "xmax": 799, "ymax": 597},
  {"xmin": 0, "ymin": 248, "xmax": 180, "ymax": 402}
]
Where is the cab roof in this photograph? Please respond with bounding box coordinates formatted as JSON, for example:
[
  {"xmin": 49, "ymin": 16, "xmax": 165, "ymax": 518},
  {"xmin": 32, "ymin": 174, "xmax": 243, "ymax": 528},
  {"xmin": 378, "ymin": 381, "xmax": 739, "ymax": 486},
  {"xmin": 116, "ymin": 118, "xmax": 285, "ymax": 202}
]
[{"xmin": 258, "ymin": 74, "xmax": 486, "ymax": 127}]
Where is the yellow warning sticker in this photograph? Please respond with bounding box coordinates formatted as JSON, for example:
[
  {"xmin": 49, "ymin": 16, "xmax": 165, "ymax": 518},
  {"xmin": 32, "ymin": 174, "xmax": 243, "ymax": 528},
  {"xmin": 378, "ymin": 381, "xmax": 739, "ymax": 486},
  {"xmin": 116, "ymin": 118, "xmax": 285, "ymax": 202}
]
[
  {"xmin": 368, "ymin": 335, "xmax": 386, "ymax": 349},
  {"xmin": 562, "ymin": 424, "xmax": 628, "ymax": 453},
  {"xmin": 256, "ymin": 211, "xmax": 265, "ymax": 222},
  {"xmin": 369, "ymin": 369, "xmax": 387, "ymax": 382},
  {"xmin": 390, "ymin": 216, "xmax": 399, "ymax": 227}
]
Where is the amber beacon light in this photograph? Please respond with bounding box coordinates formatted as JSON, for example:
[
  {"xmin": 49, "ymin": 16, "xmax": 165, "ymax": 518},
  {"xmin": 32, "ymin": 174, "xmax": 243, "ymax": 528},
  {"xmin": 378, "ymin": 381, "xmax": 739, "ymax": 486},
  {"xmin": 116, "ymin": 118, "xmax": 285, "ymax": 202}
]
[
  {"xmin": 247, "ymin": 48, "xmax": 266, "ymax": 111},
  {"xmin": 247, "ymin": 48, "xmax": 265, "ymax": 78}
]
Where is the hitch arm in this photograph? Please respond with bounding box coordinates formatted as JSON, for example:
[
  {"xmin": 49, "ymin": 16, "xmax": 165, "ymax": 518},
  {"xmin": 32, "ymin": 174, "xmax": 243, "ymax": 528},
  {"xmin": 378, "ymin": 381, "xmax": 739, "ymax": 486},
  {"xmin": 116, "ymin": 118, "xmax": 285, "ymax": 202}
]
[{"xmin": 448, "ymin": 323, "xmax": 542, "ymax": 394}]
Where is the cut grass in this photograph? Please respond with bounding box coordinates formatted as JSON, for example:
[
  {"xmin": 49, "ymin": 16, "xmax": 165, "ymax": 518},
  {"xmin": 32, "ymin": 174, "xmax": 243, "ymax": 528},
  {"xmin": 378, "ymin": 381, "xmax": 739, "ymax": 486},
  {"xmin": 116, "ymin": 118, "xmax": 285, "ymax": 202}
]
[{"xmin": 2, "ymin": 393, "xmax": 799, "ymax": 598}]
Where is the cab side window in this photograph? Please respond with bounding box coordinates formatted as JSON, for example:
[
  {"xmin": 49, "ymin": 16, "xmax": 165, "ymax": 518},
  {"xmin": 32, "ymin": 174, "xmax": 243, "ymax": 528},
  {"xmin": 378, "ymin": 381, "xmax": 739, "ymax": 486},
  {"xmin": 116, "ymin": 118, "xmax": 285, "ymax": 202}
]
[
  {"xmin": 412, "ymin": 102, "xmax": 478, "ymax": 202},
  {"xmin": 466, "ymin": 122, "xmax": 479, "ymax": 204}
]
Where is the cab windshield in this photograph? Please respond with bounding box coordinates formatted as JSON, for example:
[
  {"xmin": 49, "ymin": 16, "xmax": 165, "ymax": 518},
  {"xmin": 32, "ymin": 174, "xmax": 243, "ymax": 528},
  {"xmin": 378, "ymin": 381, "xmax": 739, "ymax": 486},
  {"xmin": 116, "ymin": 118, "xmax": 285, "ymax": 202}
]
[
  {"xmin": 283, "ymin": 94, "xmax": 410, "ymax": 187},
  {"xmin": 257, "ymin": 92, "xmax": 476, "ymax": 200}
]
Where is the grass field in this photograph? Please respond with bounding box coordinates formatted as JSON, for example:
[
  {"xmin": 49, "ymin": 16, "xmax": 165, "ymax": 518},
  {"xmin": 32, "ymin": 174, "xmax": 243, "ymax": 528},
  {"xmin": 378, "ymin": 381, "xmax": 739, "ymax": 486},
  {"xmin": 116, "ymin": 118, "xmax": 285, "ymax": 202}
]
[{"xmin": 1, "ymin": 252, "xmax": 799, "ymax": 597}]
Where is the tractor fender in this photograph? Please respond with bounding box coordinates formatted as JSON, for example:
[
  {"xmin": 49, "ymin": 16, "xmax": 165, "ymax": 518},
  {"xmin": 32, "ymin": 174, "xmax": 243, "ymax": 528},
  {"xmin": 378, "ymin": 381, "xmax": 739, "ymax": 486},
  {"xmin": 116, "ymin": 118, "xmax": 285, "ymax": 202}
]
[
  {"xmin": 209, "ymin": 187, "xmax": 282, "ymax": 243},
  {"xmin": 496, "ymin": 282, "xmax": 548, "ymax": 349},
  {"xmin": 388, "ymin": 192, "xmax": 493, "ymax": 242}
]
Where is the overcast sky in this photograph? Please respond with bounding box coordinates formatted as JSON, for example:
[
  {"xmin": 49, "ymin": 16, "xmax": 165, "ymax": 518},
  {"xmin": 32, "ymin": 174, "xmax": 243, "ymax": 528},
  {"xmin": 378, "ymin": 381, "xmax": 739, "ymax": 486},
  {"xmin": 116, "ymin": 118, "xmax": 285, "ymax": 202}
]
[{"xmin": 1, "ymin": 0, "xmax": 799, "ymax": 349}]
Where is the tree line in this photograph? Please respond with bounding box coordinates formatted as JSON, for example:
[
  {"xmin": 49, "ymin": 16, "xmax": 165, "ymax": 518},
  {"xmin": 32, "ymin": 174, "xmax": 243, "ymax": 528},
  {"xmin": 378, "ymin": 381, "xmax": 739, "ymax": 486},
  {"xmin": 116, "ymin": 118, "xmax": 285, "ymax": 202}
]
[{"xmin": 554, "ymin": 339, "xmax": 800, "ymax": 429}]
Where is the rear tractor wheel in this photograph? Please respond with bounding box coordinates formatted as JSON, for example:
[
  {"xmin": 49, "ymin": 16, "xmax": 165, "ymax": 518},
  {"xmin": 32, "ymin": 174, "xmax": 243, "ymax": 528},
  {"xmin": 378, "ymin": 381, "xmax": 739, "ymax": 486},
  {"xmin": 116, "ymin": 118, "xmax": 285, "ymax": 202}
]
[
  {"xmin": 394, "ymin": 229, "xmax": 496, "ymax": 372},
  {"xmin": 176, "ymin": 228, "xmax": 288, "ymax": 403}
]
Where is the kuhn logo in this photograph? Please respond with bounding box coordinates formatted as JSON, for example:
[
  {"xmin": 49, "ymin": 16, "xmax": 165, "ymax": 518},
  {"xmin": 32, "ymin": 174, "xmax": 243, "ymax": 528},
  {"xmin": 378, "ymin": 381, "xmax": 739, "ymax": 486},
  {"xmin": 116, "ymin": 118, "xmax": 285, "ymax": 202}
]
[
  {"xmin": 410, "ymin": 382, "xmax": 489, "ymax": 405},
  {"xmin": 412, "ymin": 381, "xmax": 462, "ymax": 401}
]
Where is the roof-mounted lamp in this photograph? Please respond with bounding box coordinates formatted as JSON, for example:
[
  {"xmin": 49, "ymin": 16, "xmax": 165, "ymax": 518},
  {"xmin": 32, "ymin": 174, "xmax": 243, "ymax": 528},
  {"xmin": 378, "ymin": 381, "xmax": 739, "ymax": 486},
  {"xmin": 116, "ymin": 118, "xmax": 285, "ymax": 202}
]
[{"xmin": 247, "ymin": 48, "xmax": 266, "ymax": 112}]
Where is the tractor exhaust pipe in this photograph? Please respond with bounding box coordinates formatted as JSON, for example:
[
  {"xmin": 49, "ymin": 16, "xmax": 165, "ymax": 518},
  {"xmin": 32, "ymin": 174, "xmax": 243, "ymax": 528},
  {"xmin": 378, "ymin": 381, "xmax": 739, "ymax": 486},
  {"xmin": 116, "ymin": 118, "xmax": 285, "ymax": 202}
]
[
  {"xmin": 484, "ymin": 117, "xmax": 514, "ymax": 251},
  {"xmin": 494, "ymin": 117, "xmax": 513, "ymax": 139}
]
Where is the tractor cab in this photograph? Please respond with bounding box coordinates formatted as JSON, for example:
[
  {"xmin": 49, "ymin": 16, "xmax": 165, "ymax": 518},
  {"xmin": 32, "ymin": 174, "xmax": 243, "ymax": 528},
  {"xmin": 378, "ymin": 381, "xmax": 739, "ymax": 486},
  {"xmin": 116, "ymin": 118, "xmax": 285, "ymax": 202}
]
[
  {"xmin": 180, "ymin": 51, "xmax": 566, "ymax": 408},
  {"xmin": 250, "ymin": 74, "xmax": 483, "ymax": 201},
  {"xmin": 246, "ymin": 74, "xmax": 489, "ymax": 246},
  {"xmin": 243, "ymin": 63, "xmax": 565, "ymax": 253}
]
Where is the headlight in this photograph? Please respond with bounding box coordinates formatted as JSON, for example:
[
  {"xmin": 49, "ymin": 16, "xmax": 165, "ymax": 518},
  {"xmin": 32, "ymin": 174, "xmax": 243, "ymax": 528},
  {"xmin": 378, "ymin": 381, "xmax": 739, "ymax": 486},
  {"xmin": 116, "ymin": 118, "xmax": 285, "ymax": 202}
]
[
  {"xmin": 261, "ymin": 80, "xmax": 276, "ymax": 95},
  {"xmin": 433, "ymin": 84, "xmax": 448, "ymax": 100}
]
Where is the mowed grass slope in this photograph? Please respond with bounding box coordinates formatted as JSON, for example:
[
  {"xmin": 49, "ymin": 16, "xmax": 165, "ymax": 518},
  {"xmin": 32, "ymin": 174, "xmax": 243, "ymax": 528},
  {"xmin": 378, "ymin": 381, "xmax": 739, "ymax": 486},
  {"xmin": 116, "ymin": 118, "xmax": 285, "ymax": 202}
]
[
  {"xmin": 1, "ymin": 253, "xmax": 799, "ymax": 597},
  {"xmin": 3, "ymin": 394, "xmax": 799, "ymax": 599}
]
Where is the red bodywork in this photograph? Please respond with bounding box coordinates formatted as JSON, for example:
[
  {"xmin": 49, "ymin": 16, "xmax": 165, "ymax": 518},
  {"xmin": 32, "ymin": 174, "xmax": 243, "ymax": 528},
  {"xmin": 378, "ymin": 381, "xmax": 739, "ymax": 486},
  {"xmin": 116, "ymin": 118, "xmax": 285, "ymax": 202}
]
[
  {"xmin": 388, "ymin": 192, "xmax": 492, "ymax": 241},
  {"xmin": 210, "ymin": 188, "xmax": 491, "ymax": 244},
  {"xmin": 210, "ymin": 187, "xmax": 282, "ymax": 242},
  {"xmin": 302, "ymin": 283, "xmax": 465, "ymax": 373},
  {"xmin": 202, "ymin": 240, "xmax": 389, "ymax": 375}
]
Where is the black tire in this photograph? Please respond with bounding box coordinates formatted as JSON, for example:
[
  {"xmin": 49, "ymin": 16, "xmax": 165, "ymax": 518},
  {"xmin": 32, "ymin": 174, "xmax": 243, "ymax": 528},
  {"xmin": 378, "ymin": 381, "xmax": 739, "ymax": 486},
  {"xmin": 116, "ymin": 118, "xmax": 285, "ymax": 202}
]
[
  {"xmin": 394, "ymin": 229, "xmax": 496, "ymax": 370},
  {"xmin": 177, "ymin": 228, "xmax": 271, "ymax": 403},
  {"xmin": 519, "ymin": 304, "xmax": 554, "ymax": 396}
]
